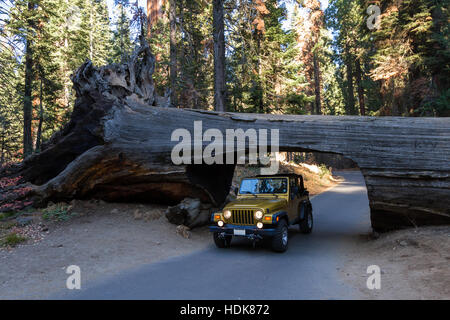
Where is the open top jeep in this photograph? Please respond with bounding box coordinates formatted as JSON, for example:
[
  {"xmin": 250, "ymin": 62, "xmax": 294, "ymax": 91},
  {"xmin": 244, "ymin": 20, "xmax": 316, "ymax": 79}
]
[{"xmin": 209, "ymin": 174, "xmax": 313, "ymax": 252}]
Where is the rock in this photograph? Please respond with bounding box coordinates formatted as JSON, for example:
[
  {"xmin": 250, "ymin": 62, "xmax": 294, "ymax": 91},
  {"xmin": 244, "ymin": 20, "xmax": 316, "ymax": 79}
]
[
  {"xmin": 165, "ymin": 206, "xmax": 185, "ymax": 225},
  {"xmin": 179, "ymin": 198, "xmax": 201, "ymax": 224},
  {"xmin": 165, "ymin": 198, "xmax": 204, "ymax": 228},
  {"xmin": 16, "ymin": 217, "xmax": 33, "ymax": 227},
  {"xmin": 399, "ymin": 240, "xmax": 408, "ymax": 247},
  {"xmin": 176, "ymin": 225, "xmax": 191, "ymax": 239},
  {"xmin": 188, "ymin": 209, "xmax": 213, "ymax": 229},
  {"xmin": 111, "ymin": 208, "xmax": 119, "ymax": 214},
  {"xmin": 134, "ymin": 209, "xmax": 143, "ymax": 220}
]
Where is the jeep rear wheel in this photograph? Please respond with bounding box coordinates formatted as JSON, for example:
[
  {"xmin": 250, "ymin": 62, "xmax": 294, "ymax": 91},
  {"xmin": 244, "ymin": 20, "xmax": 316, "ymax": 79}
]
[
  {"xmin": 300, "ymin": 205, "xmax": 313, "ymax": 234},
  {"xmin": 271, "ymin": 219, "xmax": 288, "ymax": 252},
  {"xmin": 213, "ymin": 232, "xmax": 232, "ymax": 248}
]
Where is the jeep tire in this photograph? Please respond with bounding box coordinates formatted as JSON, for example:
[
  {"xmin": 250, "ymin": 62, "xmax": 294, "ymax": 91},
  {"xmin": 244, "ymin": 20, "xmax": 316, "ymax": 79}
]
[
  {"xmin": 299, "ymin": 204, "xmax": 313, "ymax": 234},
  {"xmin": 213, "ymin": 232, "xmax": 232, "ymax": 248},
  {"xmin": 271, "ymin": 219, "xmax": 289, "ymax": 252}
]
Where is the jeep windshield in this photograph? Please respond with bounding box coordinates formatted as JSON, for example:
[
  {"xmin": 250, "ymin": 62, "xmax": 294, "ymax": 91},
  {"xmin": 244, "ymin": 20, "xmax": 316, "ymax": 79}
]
[{"xmin": 239, "ymin": 178, "xmax": 288, "ymax": 195}]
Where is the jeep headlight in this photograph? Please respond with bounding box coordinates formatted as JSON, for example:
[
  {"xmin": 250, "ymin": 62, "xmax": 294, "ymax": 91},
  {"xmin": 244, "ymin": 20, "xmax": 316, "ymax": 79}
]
[
  {"xmin": 255, "ymin": 210, "xmax": 264, "ymax": 220},
  {"xmin": 223, "ymin": 210, "xmax": 231, "ymax": 219}
]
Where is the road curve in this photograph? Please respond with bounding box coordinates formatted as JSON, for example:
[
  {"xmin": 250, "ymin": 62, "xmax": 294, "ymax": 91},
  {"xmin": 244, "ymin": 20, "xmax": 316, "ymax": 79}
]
[{"xmin": 55, "ymin": 171, "xmax": 372, "ymax": 300}]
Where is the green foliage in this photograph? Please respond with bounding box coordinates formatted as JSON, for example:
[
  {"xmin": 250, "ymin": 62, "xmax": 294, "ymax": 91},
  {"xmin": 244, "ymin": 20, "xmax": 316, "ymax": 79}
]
[
  {"xmin": 0, "ymin": 232, "xmax": 27, "ymax": 247},
  {"xmin": 0, "ymin": 221, "xmax": 17, "ymax": 230},
  {"xmin": 0, "ymin": 211, "xmax": 16, "ymax": 221},
  {"xmin": 110, "ymin": 1, "xmax": 134, "ymax": 63},
  {"xmin": 227, "ymin": 0, "xmax": 311, "ymax": 114},
  {"xmin": 42, "ymin": 203, "xmax": 74, "ymax": 221},
  {"xmin": 319, "ymin": 164, "xmax": 331, "ymax": 179}
]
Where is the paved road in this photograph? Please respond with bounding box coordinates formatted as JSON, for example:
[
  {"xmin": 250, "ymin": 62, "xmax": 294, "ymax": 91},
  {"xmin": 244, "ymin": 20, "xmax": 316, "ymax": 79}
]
[{"xmin": 55, "ymin": 171, "xmax": 371, "ymax": 299}]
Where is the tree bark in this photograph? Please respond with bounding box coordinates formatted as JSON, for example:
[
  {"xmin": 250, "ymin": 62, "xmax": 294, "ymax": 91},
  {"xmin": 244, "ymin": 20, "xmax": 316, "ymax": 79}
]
[
  {"xmin": 23, "ymin": 1, "xmax": 34, "ymax": 158},
  {"xmin": 147, "ymin": 0, "xmax": 166, "ymax": 38},
  {"xmin": 213, "ymin": 0, "xmax": 226, "ymax": 112},
  {"xmin": 169, "ymin": 0, "xmax": 177, "ymax": 106},
  {"xmin": 345, "ymin": 47, "xmax": 356, "ymax": 115},
  {"xmin": 35, "ymin": 77, "xmax": 44, "ymax": 153},
  {"xmin": 313, "ymin": 53, "xmax": 321, "ymax": 115},
  {"xmin": 355, "ymin": 59, "xmax": 366, "ymax": 116}
]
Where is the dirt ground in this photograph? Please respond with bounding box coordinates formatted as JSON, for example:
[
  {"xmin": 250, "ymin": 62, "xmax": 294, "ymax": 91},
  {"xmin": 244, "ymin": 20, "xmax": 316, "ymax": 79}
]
[
  {"xmin": 342, "ymin": 226, "xmax": 450, "ymax": 299},
  {"xmin": 0, "ymin": 200, "xmax": 211, "ymax": 299},
  {"xmin": 1, "ymin": 169, "xmax": 449, "ymax": 300}
]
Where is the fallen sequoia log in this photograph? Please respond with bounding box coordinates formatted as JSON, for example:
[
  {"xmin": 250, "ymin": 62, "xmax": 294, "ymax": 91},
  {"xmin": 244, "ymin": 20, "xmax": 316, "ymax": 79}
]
[{"xmin": 1, "ymin": 42, "xmax": 449, "ymax": 231}]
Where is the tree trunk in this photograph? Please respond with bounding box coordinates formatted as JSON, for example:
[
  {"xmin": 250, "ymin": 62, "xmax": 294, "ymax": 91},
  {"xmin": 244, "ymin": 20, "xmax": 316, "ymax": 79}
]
[
  {"xmin": 35, "ymin": 77, "xmax": 44, "ymax": 153},
  {"xmin": 213, "ymin": 0, "xmax": 226, "ymax": 112},
  {"xmin": 0, "ymin": 134, "xmax": 4, "ymax": 165},
  {"xmin": 147, "ymin": 0, "xmax": 165, "ymax": 38},
  {"xmin": 169, "ymin": 0, "xmax": 177, "ymax": 107},
  {"xmin": 313, "ymin": 53, "xmax": 321, "ymax": 115},
  {"xmin": 1, "ymin": 42, "xmax": 449, "ymax": 232},
  {"xmin": 355, "ymin": 59, "xmax": 366, "ymax": 116},
  {"xmin": 345, "ymin": 47, "xmax": 356, "ymax": 115},
  {"xmin": 23, "ymin": 1, "xmax": 34, "ymax": 158}
]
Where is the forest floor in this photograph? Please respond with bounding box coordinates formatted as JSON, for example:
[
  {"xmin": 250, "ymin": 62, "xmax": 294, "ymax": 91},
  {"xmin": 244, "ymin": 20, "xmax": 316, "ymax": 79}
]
[
  {"xmin": 0, "ymin": 201, "xmax": 211, "ymax": 299},
  {"xmin": 342, "ymin": 225, "xmax": 450, "ymax": 299}
]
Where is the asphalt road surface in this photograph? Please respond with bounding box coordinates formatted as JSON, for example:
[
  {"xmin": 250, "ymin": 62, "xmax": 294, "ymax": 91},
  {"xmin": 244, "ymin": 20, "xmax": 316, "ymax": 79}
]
[{"xmin": 55, "ymin": 171, "xmax": 372, "ymax": 299}]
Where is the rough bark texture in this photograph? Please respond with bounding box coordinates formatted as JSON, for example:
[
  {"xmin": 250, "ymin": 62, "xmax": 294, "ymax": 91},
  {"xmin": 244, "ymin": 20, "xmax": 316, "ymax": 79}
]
[
  {"xmin": 147, "ymin": 0, "xmax": 165, "ymax": 37},
  {"xmin": 1, "ymin": 43, "xmax": 449, "ymax": 232},
  {"xmin": 355, "ymin": 59, "xmax": 366, "ymax": 116},
  {"xmin": 345, "ymin": 48, "xmax": 356, "ymax": 115},
  {"xmin": 169, "ymin": 0, "xmax": 178, "ymax": 106},
  {"xmin": 23, "ymin": 7, "xmax": 34, "ymax": 158},
  {"xmin": 313, "ymin": 53, "xmax": 321, "ymax": 115},
  {"xmin": 213, "ymin": 0, "xmax": 226, "ymax": 112}
]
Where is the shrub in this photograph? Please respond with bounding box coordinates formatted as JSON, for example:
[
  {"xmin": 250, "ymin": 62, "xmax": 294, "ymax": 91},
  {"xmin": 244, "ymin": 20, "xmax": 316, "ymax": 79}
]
[
  {"xmin": 319, "ymin": 164, "xmax": 331, "ymax": 178},
  {"xmin": 42, "ymin": 203, "xmax": 73, "ymax": 221},
  {"xmin": 0, "ymin": 232, "xmax": 27, "ymax": 247}
]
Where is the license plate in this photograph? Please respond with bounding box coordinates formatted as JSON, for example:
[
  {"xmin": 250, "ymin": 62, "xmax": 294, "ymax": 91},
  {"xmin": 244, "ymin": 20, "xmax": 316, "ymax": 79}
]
[{"xmin": 234, "ymin": 229, "xmax": 246, "ymax": 236}]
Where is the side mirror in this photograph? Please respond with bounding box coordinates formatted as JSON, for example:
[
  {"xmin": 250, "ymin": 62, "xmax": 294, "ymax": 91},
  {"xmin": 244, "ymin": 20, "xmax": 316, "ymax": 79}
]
[{"xmin": 234, "ymin": 186, "xmax": 239, "ymax": 195}]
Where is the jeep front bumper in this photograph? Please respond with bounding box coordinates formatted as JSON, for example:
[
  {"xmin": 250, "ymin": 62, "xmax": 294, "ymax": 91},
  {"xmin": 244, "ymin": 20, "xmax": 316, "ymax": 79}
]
[{"xmin": 209, "ymin": 224, "xmax": 277, "ymax": 237}]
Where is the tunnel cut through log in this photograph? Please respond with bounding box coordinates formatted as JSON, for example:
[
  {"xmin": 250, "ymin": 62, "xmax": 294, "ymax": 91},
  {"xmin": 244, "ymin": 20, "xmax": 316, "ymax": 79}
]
[{"xmin": 1, "ymin": 42, "xmax": 449, "ymax": 232}]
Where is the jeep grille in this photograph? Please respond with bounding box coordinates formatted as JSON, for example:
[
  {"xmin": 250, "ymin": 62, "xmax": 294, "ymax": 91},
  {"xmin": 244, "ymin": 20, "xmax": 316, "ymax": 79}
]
[{"xmin": 231, "ymin": 209, "xmax": 255, "ymax": 226}]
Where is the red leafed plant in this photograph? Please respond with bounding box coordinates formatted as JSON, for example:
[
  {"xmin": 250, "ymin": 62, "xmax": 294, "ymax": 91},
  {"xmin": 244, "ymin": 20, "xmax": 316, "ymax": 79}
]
[{"xmin": 0, "ymin": 176, "xmax": 34, "ymax": 213}]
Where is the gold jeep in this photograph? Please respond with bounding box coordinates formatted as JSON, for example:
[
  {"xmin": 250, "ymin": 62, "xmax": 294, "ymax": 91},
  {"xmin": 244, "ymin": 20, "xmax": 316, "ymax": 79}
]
[{"xmin": 209, "ymin": 174, "xmax": 313, "ymax": 252}]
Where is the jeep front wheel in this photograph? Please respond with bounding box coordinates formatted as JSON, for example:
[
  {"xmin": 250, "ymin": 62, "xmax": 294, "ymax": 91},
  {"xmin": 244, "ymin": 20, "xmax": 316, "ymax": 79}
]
[
  {"xmin": 213, "ymin": 232, "xmax": 232, "ymax": 248},
  {"xmin": 271, "ymin": 219, "xmax": 288, "ymax": 252}
]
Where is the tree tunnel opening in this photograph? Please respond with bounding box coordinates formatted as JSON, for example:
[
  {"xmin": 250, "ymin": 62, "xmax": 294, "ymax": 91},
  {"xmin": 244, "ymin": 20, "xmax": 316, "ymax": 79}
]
[{"xmin": 222, "ymin": 150, "xmax": 374, "ymax": 251}]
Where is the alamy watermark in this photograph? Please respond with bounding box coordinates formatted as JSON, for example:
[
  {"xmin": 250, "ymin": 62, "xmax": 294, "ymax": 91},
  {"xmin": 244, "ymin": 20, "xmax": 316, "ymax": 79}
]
[
  {"xmin": 66, "ymin": 265, "xmax": 81, "ymax": 290},
  {"xmin": 367, "ymin": 4, "xmax": 381, "ymax": 30},
  {"xmin": 171, "ymin": 121, "xmax": 280, "ymax": 175},
  {"xmin": 366, "ymin": 265, "xmax": 381, "ymax": 290}
]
